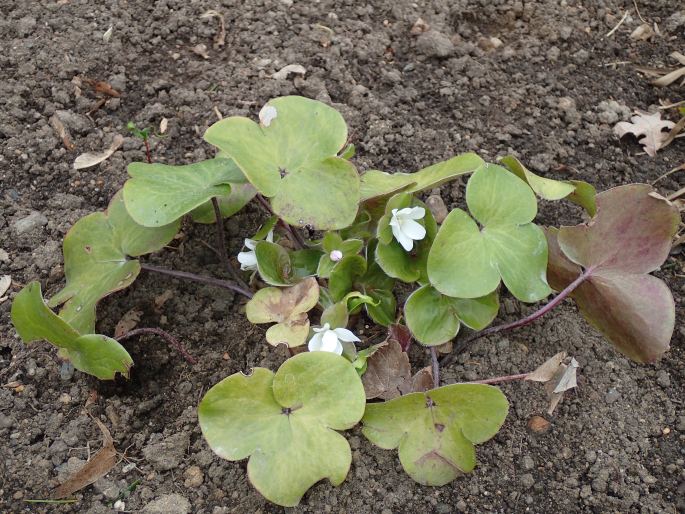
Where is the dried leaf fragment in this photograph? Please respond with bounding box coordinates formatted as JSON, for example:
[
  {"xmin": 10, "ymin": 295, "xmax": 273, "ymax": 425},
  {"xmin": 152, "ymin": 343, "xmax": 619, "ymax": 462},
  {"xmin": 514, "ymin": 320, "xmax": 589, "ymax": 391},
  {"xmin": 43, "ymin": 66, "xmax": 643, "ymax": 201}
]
[
  {"xmin": 192, "ymin": 44, "xmax": 210, "ymax": 59},
  {"xmin": 114, "ymin": 308, "xmax": 143, "ymax": 338},
  {"xmin": 52, "ymin": 417, "xmax": 117, "ymax": 498},
  {"xmin": 81, "ymin": 78, "xmax": 120, "ymax": 98},
  {"xmin": 525, "ymin": 351, "xmax": 567, "ymax": 382},
  {"xmin": 73, "ymin": 134, "xmax": 124, "ymax": 170},
  {"xmin": 0, "ymin": 275, "xmax": 11, "ymax": 302},
  {"xmin": 614, "ymin": 111, "xmax": 675, "ymax": 156},
  {"xmin": 410, "ymin": 18, "xmax": 430, "ymax": 35},
  {"xmin": 49, "ymin": 114, "xmax": 75, "ymax": 150},
  {"xmin": 271, "ymin": 64, "xmax": 307, "ymax": 80},
  {"xmin": 361, "ymin": 340, "xmax": 432, "ymax": 400},
  {"xmin": 201, "ymin": 10, "xmax": 226, "ymax": 49}
]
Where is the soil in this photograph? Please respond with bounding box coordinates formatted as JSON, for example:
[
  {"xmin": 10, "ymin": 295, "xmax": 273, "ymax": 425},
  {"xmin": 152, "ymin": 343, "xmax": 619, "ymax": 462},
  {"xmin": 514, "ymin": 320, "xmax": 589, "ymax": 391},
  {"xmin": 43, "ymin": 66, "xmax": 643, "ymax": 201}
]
[{"xmin": 1, "ymin": 0, "xmax": 684, "ymax": 513}]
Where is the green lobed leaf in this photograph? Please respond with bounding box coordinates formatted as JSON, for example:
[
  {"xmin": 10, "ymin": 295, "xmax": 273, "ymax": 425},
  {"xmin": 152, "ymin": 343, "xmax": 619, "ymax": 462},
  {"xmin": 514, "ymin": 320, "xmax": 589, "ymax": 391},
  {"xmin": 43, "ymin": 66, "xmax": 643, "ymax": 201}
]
[
  {"xmin": 245, "ymin": 278, "xmax": 319, "ymax": 347},
  {"xmin": 11, "ymin": 282, "xmax": 132, "ymax": 379},
  {"xmin": 362, "ymin": 384, "xmax": 509, "ymax": 486},
  {"xmin": 360, "ymin": 153, "xmax": 485, "ymax": 202},
  {"xmin": 190, "ymin": 183, "xmax": 257, "ymax": 223},
  {"xmin": 48, "ymin": 191, "xmax": 179, "ymax": 333},
  {"xmin": 204, "ymin": 96, "xmax": 360, "ymax": 230},
  {"xmin": 198, "ymin": 352, "xmax": 366, "ymax": 507},
  {"xmin": 359, "ymin": 243, "xmax": 397, "ymax": 326},
  {"xmin": 124, "ymin": 158, "xmax": 239, "ymax": 227},
  {"xmin": 546, "ymin": 184, "xmax": 679, "ymax": 362},
  {"xmin": 405, "ymin": 286, "xmax": 499, "ymax": 346},
  {"xmin": 428, "ymin": 164, "xmax": 551, "ymax": 302},
  {"xmin": 500, "ymin": 155, "xmax": 596, "ymax": 215}
]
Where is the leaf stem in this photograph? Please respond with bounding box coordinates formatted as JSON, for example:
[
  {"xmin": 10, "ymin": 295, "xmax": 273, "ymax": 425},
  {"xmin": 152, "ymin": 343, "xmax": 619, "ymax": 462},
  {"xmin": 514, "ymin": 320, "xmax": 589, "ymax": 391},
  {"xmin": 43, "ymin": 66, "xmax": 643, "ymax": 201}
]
[
  {"xmin": 442, "ymin": 267, "xmax": 594, "ymax": 367},
  {"xmin": 143, "ymin": 138, "xmax": 151, "ymax": 164},
  {"xmin": 211, "ymin": 197, "xmax": 251, "ymax": 291},
  {"xmin": 117, "ymin": 327, "xmax": 197, "ymax": 364},
  {"xmin": 140, "ymin": 263, "xmax": 253, "ymax": 298},
  {"xmin": 254, "ymin": 194, "xmax": 307, "ymax": 249},
  {"xmin": 464, "ymin": 372, "xmax": 530, "ymax": 385},
  {"xmin": 430, "ymin": 346, "xmax": 440, "ymax": 389}
]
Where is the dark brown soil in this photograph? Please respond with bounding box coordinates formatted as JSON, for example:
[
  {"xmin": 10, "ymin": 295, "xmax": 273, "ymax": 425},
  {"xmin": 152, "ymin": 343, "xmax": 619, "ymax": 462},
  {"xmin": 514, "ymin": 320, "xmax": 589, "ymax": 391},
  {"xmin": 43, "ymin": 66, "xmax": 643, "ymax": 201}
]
[{"xmin": 1, "ymin": 1, "xmax": 683, "ymax": 513}]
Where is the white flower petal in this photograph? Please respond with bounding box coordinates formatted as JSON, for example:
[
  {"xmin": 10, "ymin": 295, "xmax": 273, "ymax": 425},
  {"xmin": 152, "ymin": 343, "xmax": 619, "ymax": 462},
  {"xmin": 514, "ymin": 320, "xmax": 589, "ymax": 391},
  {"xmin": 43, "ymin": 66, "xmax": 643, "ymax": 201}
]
[
  {"xmin": 237, "ymin": 250, "xmax": 258, "ymax": 270},
  {"xmin": 333, "ymin": 327, "xmax": 360, "ymax": 343},
  {"xmin": 259, "ymin": 105, "xmax": 278, "ymax": 127},
  {"xmin": 265, "ymin": 230, "xmax": 274, "ymax": 243},
  {"xmin": 308, "ymin": 332, "xmax": 324, "ymax": 352},
  {"xmin": 392, "ymin": 224, "xmax": 414, "ymax": 251},
  {"xmin": 320, "ymin": 330, "xmax": 341, "ymax": 353},
  {"xmin": 244, "ymin": 238, "xmax": 257, "ymax": 250},
  {"xmin": 405, "ymin": 206, "xmax": 426, "ymax": 220},
  {"xmin": 313, "ymin": 323, "xmax": 330, "ymax": 334},
  {"xmin": 401, "ymin": 219, "xmax": 426, "ymax": 241}
]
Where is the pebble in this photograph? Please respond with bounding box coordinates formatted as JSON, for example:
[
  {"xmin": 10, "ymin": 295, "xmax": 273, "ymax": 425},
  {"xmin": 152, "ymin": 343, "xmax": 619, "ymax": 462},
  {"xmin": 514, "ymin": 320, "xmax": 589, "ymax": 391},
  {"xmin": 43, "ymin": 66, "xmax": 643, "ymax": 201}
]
[
  {"xmin": 605, "ymin": 388, "xmax": 620, "ymax": 404},
  {"xmin": 655, "ymin": 370, "xmax": 670, "ymax": 387},
  {"xmin": 521, "ymin": 473, "xmax": 535, "ymax": 488},
  {"xmin": 415, "ymin": 31, "xmax": 455, "ymax": 58},
  {"xmin": 13, "ymin": 211, "xmax": 48, "ymax": 235},
  {"xmin": 0, "ymin": 412, "xmax": 16, "ymax": 428},
  {"xmin": 142, "ymin": 493, "xmax": 191, "ymax": 514},
  {"xmin": 183, "ymin": 465, "xmax": 204, "ymax": 488},
  {"xmin": 143, "ymin": 432, "xmax": 190, "ymax": 471},
  {"xmin": 522, "ymin": 456, "xmax": 535, "ymax": 470}
]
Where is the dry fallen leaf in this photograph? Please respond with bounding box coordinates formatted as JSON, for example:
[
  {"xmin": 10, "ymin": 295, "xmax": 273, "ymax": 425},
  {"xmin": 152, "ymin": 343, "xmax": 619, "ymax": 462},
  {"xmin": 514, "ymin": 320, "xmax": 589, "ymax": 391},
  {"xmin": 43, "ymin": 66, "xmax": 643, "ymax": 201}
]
[
  {"xmin": 271, "ymin": 64, "xmax": 307, "ymax": 80},
  {"xmin": 81, "ymin": 77, "xmax": 120, "ymax": 98},
  {"xmin": 114, "ymin": 308, "xmax": 143, "ymax": 338},
  {"xmin": 362, "ymin": 340, "xmax": 432, "ymax": 400},
  {"xmin": 545, "ymin": 358, "xmax": 579, "ymax": 415},
  {"xmin": 201, "ymin": 10, "xmax": 226, "ymax": 49},
  {"xmin": 153, "ymin": 290, "xmax": 174, "ymax": 311},
  {"xmin": 49, "ymin": 114, "xmax": 75, "ymax": 151},
  {"xmin": 614, "ymin": 111, "xmax": 675, "ymax": 156},
  {"xmin": 0, "ymin": 275, "xmax": 11, "ymax": 303},
  {"xmin": 388, "ymin": 323, "xmax": 412, "ymax": 352},
  {"xmin": 525, "ymin": 351, "xmax": 567, "ymax": 382},
  {"xmin": 52, "ymin": 416, "xmax": 117, "ymax": 498},
  {"xmin": 73, "ymin": 134, "xmax": 124, "ymax": 170},
  {"xmin": 426, "ymin": 194, "xmax": 448, "ymax": 223}
]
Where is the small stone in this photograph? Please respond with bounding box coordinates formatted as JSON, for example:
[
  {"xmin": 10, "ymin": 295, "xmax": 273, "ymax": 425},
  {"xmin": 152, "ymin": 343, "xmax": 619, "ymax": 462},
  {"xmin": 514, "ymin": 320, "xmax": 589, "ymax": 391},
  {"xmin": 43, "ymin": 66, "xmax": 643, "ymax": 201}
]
[
  {"xmin": 13, "ymin": 211, "xmax": 48, "ymax": 235},
  {"xmin": 456, "ymin": 500, "xmax": 467, "ymax": 512},
  {"xmin": 522, "ymin": 456, "xmax": 535, "ymax": 470},
  {"xmin": 580, "ymin": 484, "xmax": 592, "ymax": 498},
  {"xmin": 527, "ymin": 415, "xmax": 551, "ymax": 434},
  {"xmin": 0, "ymin": 412, "xmax": 15, "ymax": 429},
  {"xmin": 605, "ymin": 388, "xmax": 620, "ymax": 404},
  {"xmin": 435, "ymin": 503, "xmax": 451, "ymax": 514},
  {"xmin": 143, "ymin": 432, "xmax": 190, "ymax": 471},
  {"xmin": 520, "ymin": 473, "xmax": 535, "ymax": 488},
  {"xmin": 415, "ymin": 31, "xmax": 455, "ymax": 58},
  {"xmin": 94, "ymin": 478, "xmax": 120, "ymax": 499},
  {"xmin": 142, "ymin": 494, "xmax": 191, "ymax": 514},
  {"xmin": 183, "ymin": 465, "xmax": 204, "ymax": 488},
  {"xmin": 656, "ymin": 370, "xmax": 670, "ymax": 387}
]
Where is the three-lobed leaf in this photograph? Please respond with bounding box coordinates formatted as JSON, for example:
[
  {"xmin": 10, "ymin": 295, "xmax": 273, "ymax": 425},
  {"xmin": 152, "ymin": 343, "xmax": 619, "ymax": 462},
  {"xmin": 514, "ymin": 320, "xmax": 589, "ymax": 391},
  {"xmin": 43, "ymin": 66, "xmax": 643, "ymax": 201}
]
[
  {"xmin": 204, "ymin": 96, "xmax": 360, "ymax": 230},
  {"xmin": 48, "ymin": 191, "xmax": 179, "ymax": 334},
  {"xmin": 362, "ymin": 384, "xmax": 509, "ymax": 486},
  {"xmin": 428, "ymin": 164, "xmax": 551, "ymax": 302},
  {"xmin": 546, "ymin": 184, "xmax": 679, "ymax": 362},
  {"xmin": 198, "ymin": 352, "xmax": 366, "ymax": 506},
  {"xmin": 11, "ymin": 282, "xmax": 132, "ymax": 379}
]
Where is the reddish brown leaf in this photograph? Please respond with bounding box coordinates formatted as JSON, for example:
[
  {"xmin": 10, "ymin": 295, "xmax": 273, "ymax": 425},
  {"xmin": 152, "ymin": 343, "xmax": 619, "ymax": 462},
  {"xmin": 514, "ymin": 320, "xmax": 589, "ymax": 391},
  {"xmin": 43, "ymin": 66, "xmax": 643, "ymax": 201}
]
[
  {"xmin": 52, "ymin": 417, "xmax": 117, "ymax": 498},
  {"xmin": 546, "ymin": 184, "xmax": 680, "ymax": 362},
  {"xmin": 388, "ymin": 323, "xmax": 412, "ymax": 352},
  {"xmin": 362, "ymin": 340, "xmax": 432, "ymax": 400}
]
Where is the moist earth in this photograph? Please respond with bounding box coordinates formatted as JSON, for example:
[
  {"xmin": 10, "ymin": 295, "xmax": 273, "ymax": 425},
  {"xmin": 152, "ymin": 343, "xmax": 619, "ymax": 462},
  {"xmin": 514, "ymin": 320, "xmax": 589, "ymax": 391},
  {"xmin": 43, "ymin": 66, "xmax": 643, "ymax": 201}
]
[{"xmin": 1, "ymin": 0, "xmax": 684, "ymax": 513}]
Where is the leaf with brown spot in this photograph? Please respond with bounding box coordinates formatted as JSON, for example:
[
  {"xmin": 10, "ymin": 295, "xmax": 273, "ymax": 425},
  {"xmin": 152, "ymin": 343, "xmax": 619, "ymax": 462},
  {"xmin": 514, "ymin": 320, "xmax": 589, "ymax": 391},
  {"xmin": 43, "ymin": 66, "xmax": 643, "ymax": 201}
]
[
  {"xmin": 545, "ymin": 184, "xmax": 680, "ymax": 362},
  {"xmin": 245, "ymin": 278, "xmax": 319, "ymax": 347},
  {"xmin": 114, "ymin": 308, "xmax": 143, "ymax": 338},
  {"xmin": 361, "ymin": 340, "xmax": 433, "ymax": 400},
  {"xmin": 52, "ymin": 417, "xmax": 117, "ymax": 498}
]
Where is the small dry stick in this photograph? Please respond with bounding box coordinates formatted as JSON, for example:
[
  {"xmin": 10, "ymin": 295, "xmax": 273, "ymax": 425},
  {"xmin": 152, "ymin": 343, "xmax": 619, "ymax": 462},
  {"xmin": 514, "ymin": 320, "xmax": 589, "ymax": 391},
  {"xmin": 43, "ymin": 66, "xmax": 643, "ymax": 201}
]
[
  {"xmin": 117, "ymin": 327, "xmax": 196, "ymax": 364},
  {"xmin": 605, "ymin": 11, "xmax": 629, "ymax": 38},
  {"xmin": 140, "ymin": 262, "xmax": 253, "ymax": 298}
]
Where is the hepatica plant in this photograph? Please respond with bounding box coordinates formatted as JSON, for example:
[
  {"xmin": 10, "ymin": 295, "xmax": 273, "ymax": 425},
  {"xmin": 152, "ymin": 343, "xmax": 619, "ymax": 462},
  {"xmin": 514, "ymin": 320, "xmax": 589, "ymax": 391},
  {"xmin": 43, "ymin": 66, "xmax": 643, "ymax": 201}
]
[{"xmin": 11, "ymin": 97, "xmax": 680, "ymax": 506}]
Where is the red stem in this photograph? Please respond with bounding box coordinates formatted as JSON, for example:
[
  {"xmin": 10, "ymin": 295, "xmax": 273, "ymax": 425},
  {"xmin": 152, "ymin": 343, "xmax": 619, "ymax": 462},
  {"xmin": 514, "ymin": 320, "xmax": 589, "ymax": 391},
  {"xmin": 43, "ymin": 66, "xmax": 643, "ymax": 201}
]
[
  {"xmin": 117, "ymin": 327, "xmax": 196, "ymax": 364},
  {"xmin": 442, "ymin": 267, "xmax": 594, "ymax": 367},
  {"xmin": 144, "ymin": 139, "xmax": 151, "ymax": 164},
  {"xmin": 140, "ymin": 263, "xmax": 253, "ymax": 298},
  {"xmin": 430, "ymin": 347, "xmax": 440, "ymax": 389},
  {"xmin": 210, "ymin": 197, "xmax": 251, "ymax": 291}
]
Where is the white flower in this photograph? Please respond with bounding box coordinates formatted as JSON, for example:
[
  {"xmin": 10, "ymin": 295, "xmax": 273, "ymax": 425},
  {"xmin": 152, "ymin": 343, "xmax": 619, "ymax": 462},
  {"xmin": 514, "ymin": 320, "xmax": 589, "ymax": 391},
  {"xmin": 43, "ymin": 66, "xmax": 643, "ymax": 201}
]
[
  {"xmin": 389, "ymin": 206, "xmax": 426, "ymax": 251},
  {"xmin": 308, "ymin": 323, "xmax": 360, "ymax": 355},
  {"xmin": 329, "ymin": 249, "xmax": 343, "ymax": 262},
  {"xmin": 237, "ymin": 230, "xmax": 273, "ymax": 271}
]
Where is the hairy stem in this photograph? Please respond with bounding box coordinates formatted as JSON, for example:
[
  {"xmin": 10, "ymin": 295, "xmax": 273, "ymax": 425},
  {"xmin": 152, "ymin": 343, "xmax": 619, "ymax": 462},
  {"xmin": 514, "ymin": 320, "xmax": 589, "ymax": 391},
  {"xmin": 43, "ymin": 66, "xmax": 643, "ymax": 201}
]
[
  {"xmin": 442, "ymin": 267, "xmax": 594, "ymax": 367},
  {"xmin": 117, "ymin": 327, "xmax": 196, "ymax": 364},
  {"xmin": 140, "ymin": 263, "xmax": 253, "ymax": 298},
  {"xmin": 464, "ymin": 372, "xmax": 530, "ymax": 385},
  {"xmin": 143, "ymin": 139, "xmax": 151, "ymax": 164},
  {"xmin": 430, "ymin": 347, "xmax": 440, "ymax": 389},
  {"xmin": 211, "ymin": 197, "xmax": 250, "ymax": 290}
]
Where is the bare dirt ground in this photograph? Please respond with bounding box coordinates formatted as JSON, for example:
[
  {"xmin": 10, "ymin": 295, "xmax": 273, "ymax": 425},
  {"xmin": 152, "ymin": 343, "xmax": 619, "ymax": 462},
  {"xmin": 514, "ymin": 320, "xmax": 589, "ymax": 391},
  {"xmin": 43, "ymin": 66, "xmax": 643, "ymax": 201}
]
[{"xmin": 1, "ymin": 1, "xmax": 683, "ymax": 513}]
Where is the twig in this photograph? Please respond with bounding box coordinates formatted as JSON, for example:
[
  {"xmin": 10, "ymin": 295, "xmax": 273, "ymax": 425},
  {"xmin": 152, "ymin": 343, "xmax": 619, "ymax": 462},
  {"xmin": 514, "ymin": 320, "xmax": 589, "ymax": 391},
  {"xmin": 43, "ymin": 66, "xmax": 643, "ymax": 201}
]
[
  {"xmin": 140, "ymin": 262, "xmax": 253, "ymax": 298},
  {"xmin": 211, "ymin": 197, "xmax": 250, "ymax": 290},
  {"xmin": 605, "ymin": 11, "xmax": 629, "ymax": 38},
  {"xmin": 430, "ymin": 347, "xmax": 440, "ymax": 389},
  {"xmin": 441, "ymin": 267, "xmax": 594, "ymax": 367},
  {"xmin": 633, "ymin": 0, "xmax": 647, "ymax": 24},
  {"xmin": 464, "ymin": 373, "xmax": 530, "ymax": 385},
  {"xmin": 117, "ymin": 327, "xmax": 197, "ymax": 365}
]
